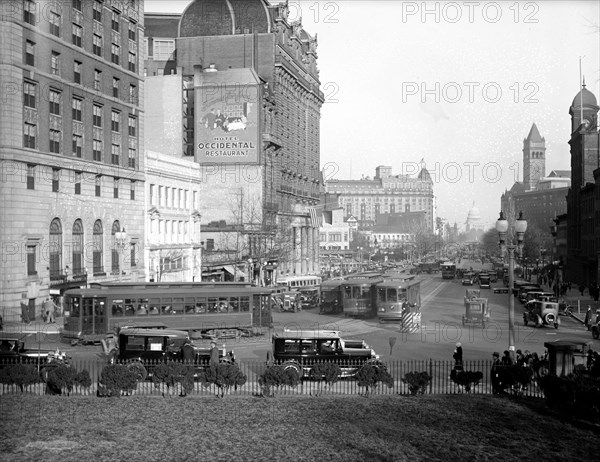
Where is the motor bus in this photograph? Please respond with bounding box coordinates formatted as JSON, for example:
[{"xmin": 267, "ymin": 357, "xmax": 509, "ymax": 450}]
[
  {"xmin": 441, "ymin": 262, "xmax": 457, "ymax": 279},
  {"xmin": 276, "ymin": 275, "xmax": 322, "ymax": 292},
  {"xmin": 62, "ymin": 283, "xmax": 273, "ymax": 344},
  {"xmin": 341, "ymin": 276, "xmax": 383, "ymax": 318},
  {"xmin": 376, "ymin": 279, "xmax": 421, "ymax": 322}
]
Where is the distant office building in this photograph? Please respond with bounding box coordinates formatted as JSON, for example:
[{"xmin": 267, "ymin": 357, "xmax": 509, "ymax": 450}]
[
  {"xmin": 501, "ymin": 124, "xmax": 569, "ymax": 235},
  {"xmin": 324, "ymin": 165, "xmax": 434, "ymax": 233},
  {"xmin": 143, "ymin": 1, "xmax": 323, "ymax": 278},
  {"xmin": 319, "ymin": 208, "xmax": 351, "ymax": 251},
  {"xmin": 0, "ymin": 0, "xmax": 145, "ymax": 319}
]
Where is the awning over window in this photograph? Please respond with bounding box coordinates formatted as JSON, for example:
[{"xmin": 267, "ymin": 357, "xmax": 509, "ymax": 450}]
[{"xmin": 222, "ymin": 265, "xmax": 248, "ymax": 280}]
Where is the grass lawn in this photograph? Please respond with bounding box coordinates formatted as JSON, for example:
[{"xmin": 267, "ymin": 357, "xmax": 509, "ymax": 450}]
[{"xmin": 0, "ymin": 393, "xmax": 596, "ymax": 462}]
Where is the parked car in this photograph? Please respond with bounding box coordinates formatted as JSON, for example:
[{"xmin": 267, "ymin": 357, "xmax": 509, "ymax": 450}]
[
  {"xmin": 523, "ymin": 301, "xmax": 559, "ymax": 329},
  {"xmin": 109, "ymin": 328, "xmax": 234, "ymax": 380},
  {"xmin": 0, "ymin": 334, "xmax": 55, "ymax": 367},
  {"xmin": 518, "ymin": 285, "xmax": 543, "ymax": 304},
  {"xmin": 270, "ymin": 329, "xmax": 383, "ymax": 378}
]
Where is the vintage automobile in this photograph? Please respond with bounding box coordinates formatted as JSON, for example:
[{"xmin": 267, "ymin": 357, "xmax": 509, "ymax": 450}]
[
  {"xmin": 463, "ymin": 289, "xmax": 490, "ymax": 327},
  {"xmin": 0, "ymin": 334, "xmax": 56, "ymax": 368},
  {"xmin": 523, "ymin": 301, "xmax": 560, "ymax": 329},
  {"xmin": 272, "ymin": 291, "xmax": 302, "ymax": 312},
  {"xmin": 518, "ymin": 285, "xmax": 543, "ymax": 304},
  {"xmin": 270, "ymin": 329, "xmax": 383, "ymax": 378},
  {"xmin": 478, "ymin": 274, "xmax": 491, "ymax": 289},
  {"xmin": 106, "ymin": 328, "xmax": 233, "ymax": 380},
  {"xmin": 461, "ymin": 272, "xmax": 477, "ymax": 286}
]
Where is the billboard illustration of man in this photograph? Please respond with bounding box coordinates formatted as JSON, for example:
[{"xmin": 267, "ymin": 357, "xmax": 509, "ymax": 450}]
[{"xmin": 201, "ymin": 108, "xmax": 217, "ymax": 130}]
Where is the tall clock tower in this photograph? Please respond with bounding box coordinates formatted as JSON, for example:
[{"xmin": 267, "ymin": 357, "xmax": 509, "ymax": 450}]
[{"xmin": 522, "ymin": 123, "xmax": 546, "ymax": 191}]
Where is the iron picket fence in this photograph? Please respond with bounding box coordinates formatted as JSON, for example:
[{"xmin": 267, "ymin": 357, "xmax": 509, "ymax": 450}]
[{"xmin": 0, "ymin": 357, "xmax": 548, "ymax": 398}]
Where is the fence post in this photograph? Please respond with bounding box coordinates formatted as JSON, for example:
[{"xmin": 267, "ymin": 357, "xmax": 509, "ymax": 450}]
[{"xmin": 428, "ymin": 359, "xmax": 433, "ymax": 394}]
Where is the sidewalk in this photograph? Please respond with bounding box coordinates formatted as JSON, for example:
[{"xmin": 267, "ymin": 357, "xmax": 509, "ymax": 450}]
[{"xmin": 1, "ymin": 317, "xmax": 63, "ymax": 335}]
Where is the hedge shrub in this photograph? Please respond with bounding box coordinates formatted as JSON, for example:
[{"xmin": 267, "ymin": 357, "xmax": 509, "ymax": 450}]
[
  {"xmin": 401, "ymin": 371, "xmax": 431, "ymax": 396},
  {"xmin": 357, "ymin": 364, "xmax": 394, "ymax": 396},
  {"xmin": 0, "ymin": 363, "xmax": 41, "ymax": 392},
  {"xmin": 152, "ymin": 361, "xmax": 195, "ymax": 397},
  {"xmin": 202, "ymin": 363, "xmax": 247, "ymax": 398},
  {"xmin": 450, "ymin": 369, "xmax": 484, "ymax": 393},
  {"xmin": 258, "ymin": 365, "xmax": 301, "ymax": 397},
  {"xmin": 98, "ymin": 364, "xmax": 139, "ymax": 397},
  {"xmin": 540, "ymin": 372, "xmax": 600, "ymax": 423},
  {"xmin": 45, "ymin": 364, "xmax": 92, "ymax": 396}
]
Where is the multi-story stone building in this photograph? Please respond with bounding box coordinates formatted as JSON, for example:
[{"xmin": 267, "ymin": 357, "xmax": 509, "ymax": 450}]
[
  {"xmin": 324, "ymin": 165, "xmax": 434, "ymax": 233},
  {"xmin": 319, "ymin": 208, "xmax": 351, "ymax": 251},
  {"xmin": 566, "ymin": 84, "xmax": 600, "ymax": 286},
  {"xmin": 143, "ymin": 0, "xmax": 323, "ymax": 279},
  {"xmin": 0, "ymin": 0, "xmax": 145, "ymax": 319},
  {"xmin": 501, "ymin": 125, "xmax": 570, "ymax": 236},
  {"xmin": 145, "ymin": 150, "xmax": 202, "ymax": 283}
]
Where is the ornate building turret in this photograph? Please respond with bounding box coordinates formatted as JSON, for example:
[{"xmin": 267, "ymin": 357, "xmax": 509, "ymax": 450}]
[{"xmin": 523, "ymin": 123, "xmax": 546, "ymax": 191}]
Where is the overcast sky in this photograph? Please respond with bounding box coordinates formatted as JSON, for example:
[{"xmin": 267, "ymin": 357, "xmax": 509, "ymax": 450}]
[{"xmin": 145, "ymin": 1, "xmax": 600, "ymax": 229}]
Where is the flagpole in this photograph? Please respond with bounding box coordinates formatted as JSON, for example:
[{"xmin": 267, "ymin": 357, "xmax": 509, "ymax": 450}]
[{"xmin": 579, "ymin": 56, "xmax": 584, "ymax": 124}]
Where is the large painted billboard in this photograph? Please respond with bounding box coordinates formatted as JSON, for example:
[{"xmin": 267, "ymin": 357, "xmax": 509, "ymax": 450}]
[{"xmin": 195, "ymin": 68, "xmax": 260, "ymax": 164}]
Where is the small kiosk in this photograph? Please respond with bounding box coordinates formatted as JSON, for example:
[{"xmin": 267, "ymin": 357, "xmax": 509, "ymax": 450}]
[{"xmin": 543, "ymin": 339, "xmax": 592, "ymax": 376}]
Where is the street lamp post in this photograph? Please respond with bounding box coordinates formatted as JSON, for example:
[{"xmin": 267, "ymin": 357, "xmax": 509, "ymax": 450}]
[
  {"xmin": 114, "ymin": 227, "xmax": 128, "ymax": 282},
  {"xmin": 496, "ymin": 211, "xmax": 527, "ymax": 362}
]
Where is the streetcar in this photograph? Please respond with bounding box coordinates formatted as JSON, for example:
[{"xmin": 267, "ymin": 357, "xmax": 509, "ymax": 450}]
[
  {"xmin": 341, "ymin": 276, "xmax": 383, "ymax": 318},
  {"xmin": 62, "ymin": 282, "xmax": 273, "ymax": 344},
  {"xmin": 441, "ymin": 262, "xmax": 457, "ymax": 279},
  {"xmin": 376, "ymin": 278, "xmax": 421, "ymax": 322},
  {"xmin": 276, "ymin": 275, "xmax": 322, "ymax": 292},
  {"xmin": 319, "ymin": 279, "xmax": 344, "ymax": 314}
]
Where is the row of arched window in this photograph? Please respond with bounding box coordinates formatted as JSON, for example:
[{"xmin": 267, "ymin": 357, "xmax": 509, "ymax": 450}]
[{"xmin": 48, "ymin": 217, "xmax": 126, "ymax": 278}]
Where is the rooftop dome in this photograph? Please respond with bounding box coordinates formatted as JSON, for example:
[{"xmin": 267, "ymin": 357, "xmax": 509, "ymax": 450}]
[
  {"xmin": 466, "ymin": 203, "xmax": 481, "ymax": 223},
  {"xmin": 179, "ymin": 0, "xmax": 271, "ymax": 37},
  {"xmin": 571, "ymin": 85, "xmax": 598, "ymax": 108}
]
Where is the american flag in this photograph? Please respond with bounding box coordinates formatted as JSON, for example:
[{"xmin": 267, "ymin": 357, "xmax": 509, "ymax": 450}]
[{"xmin": 309, "ymin": 207, "xmax": 320, "ymax": 228}]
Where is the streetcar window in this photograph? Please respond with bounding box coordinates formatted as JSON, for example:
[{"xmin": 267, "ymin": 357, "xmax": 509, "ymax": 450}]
[
  {"xmin": 387, "ymin": 288, "xmax": 397, "ymax": 302},
  {"xmin": 112, "ymin": 302, "xmax": 124, "ymax": 316},
  {"xmin": 95, "ymin": 301, "xmax": 105, "ymax": 316},
  {"xmin": 377, "ymin": 288, "xmax": 387, "ymax": 302},
  {"xmin": 124, "ymin": 304, "xmax": 135, "ymax": 316},
  {"xmin": 344, "ymin": 286, "xmax": 352, "ymax": 298},
  {"xmin": 173, "ymin": 298, "xmax": 184, "ymax": 314},
  {"xmin": 148, "ymin": 305, "xmax": 160, "ymax": 315},
  {"xmin": 136, "ymin": 304, "xmax": 147, "ymax": 315},
  {"xmin": 195, "ymin": 299, "xmax": 207, "ymax": 314},
  {"xmin": 208, "ymin": 297, "xmax": 219, "ymax": 312},
  {"xmin": 240, "ymin": 297, "xmax": 249, "ymax": 312},
  {"xmin": 70, "ymin": 297, "xmax": 81, "ymax": 316},
  {"xmin": 229, "ymin": 297, "xmax": 239, "ymax": 312}
]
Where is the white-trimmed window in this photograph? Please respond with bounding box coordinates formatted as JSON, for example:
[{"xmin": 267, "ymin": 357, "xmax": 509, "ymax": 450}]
[{"xmin": 153, "ymin": 39, "xmax": 175, "ymax": 60}]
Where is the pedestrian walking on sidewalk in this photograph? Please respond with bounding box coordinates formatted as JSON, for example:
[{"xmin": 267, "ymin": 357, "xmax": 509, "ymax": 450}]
[
  {"xmin": 584, "ymin": 306, "xmax": 593, "ymax": 330},
  {"xmin": 43, "ymin": 297, "xmax": 55, "ymax": 324}
]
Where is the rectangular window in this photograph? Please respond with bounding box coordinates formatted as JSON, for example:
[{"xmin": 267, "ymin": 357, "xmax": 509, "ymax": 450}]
[
  {"xmin": 49, "ymin": 89, "xmax": 61, "ymax": 115},
  {"xmin": 27, "ymin": 245, "xmax": 37, "ymax": 276},
  {"xmin": 95, "ymin": 175, "xmax": 101, "ymax": 196},
  {"xmin": 111, "ymin": 110, "xmax": 120, "ymax": 132},
  {"xmin": 129, "ymin": 84, "xmax": 136, "ymax": 105},
  {"xmin": 128, "ymin": 21, "xmax": 136, "ymax": 40},
  {"xmin": 93, "ymin": 1, "xmax": 102, "ymax": 21},
  {"xmin": 130, "ymin": 181, "xmax": 135, "ymax": 200},
  {"xmin": 24, "ymin": 81, "xmax": 36, "ymax": 108},
  {"xmin": 113, "ymin": 178, "xmax": 119, "ymax": 198},
  {"xmin": 111, "ymin": 43, "xmax": 120, "ymax": 65},
  {"xmin": 74, "ymin": 171, "xmax": 81, "ymax": 194},
  {"xmin": 49, "ymin": 130, "xmax": 61, "ymax": 154},
  {"xmin": 72, "ymin": 134, "xmax": 82, "ymax": 158},
  {"xmin": 24, "ymin": 0, "xmax": 36, "ymax": 25},
  {"xmin": 128, "ymin": 147, "xmax": 136, "ymax": 168},
  {"xmin": 111, "ymin": 143, "xmax": 120, "ymax": 165},
  {"xmin": 153, "ymin": 39, "xmax": 175, "ymax": 60},
  {"xmin": 72, "ymin": 97, "xmax": 82, "ymax": 121},
  {"xmin": 50, "ymin": 52, "xmax": 60, "ymax": 75},
  {"xmin": 128, "ymin": 52, "xmax": 136, "ymax": 72},
  {"xmin": 73, "ymin": 0, "xmax": 82, "ymax": 11},
  {"xmin": 94, "ymin": 69, "xmax": 101, "ymax": 91},
  {"xmin": 111, "ymin": 10, "xmax": 120, "ymax": 32},
  {"xmin": 143, "ymin": 38, "xmax": 149, "ymax": 60},
  {"xmin": 93, "ymin": 34, "xmax": 102, "ymax": 57},
  {"xmin": 128, "ymin": 116, "xmax": 136, "ymax": 136},
  {"xmin": 27, "ymin": 164, "xmax": 35, "ymax": 189},
  {"xmin": 73, "ymin": 60, "xmax": 81, "ymax": 84},
  {"xmin": 49, "ymin": 11, "xmax": 60, "ymax": 37},
  {"xmin": 52, "ymin": 168, "xmax": 60, "ymax": 192},
  {"xmin": 72, "ymin": 23, "xmax": 82, "ymax": 47},
  {"xmin": 112, "ymin": 77, "xmax": 119, "ymax": 98},
  {"xmin": 130, "ymin": 243, "xmax": 136, "ymax": 267},
  {"xmin": 24, "ymin": 123, "xmax": 36, "ymax": 148},
  {"xmin": 25, "ymin": 40, "xmax": 35, "ymax": 66},
  {"xmin": 93, "ymin": 139, "xmax": 102, "ymax": 161},
  {"xmin": 93, "ymin": 104, "xmax": 102, "ymax": 127}
]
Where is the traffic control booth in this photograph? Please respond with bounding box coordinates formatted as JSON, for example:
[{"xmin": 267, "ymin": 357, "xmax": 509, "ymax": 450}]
[{"xmin": 543, "ymin": 339, "xmax": 592, "ymax": 376}]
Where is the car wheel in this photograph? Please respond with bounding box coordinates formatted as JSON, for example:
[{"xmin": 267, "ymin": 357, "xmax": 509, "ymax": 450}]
[
  {"xmin": 282, "ymin": 361, "xmax": 302, "ymax": 377},
  {"xmin": 544, "ymin": 313, "xmax": 556, "ymax": 325}
]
